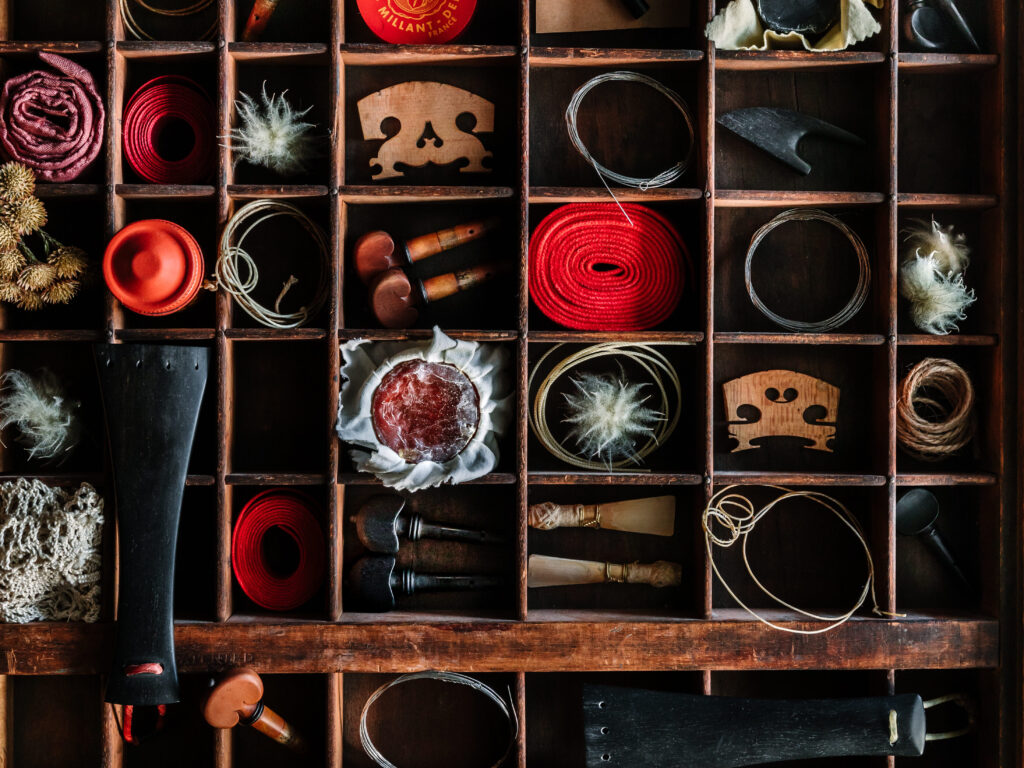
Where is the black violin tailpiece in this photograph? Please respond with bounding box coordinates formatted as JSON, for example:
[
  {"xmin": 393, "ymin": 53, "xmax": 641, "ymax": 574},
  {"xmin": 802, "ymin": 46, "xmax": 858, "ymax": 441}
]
[{"xmin": 96, "ymin": 344, "xmax": 209, "ymax": 707}]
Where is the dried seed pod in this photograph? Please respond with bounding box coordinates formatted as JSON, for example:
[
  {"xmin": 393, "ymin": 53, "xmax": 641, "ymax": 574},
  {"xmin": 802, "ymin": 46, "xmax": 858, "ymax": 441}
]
[
  {"xmin": 41, "ymin": 279, "xmax": 80, "ymax": 305},
  {"xmin": 0, "ymin": 249, "xmax": 27, "ymax": 280},
  {"xmin": 0, "ymin": 280, "xmax": 23, "ymax": 303},
  {"xmin": 17, "ymin": 262, "xmax": 57, "ymax": 291},
  {"xmin": 15, "ymin": 290, "xmax": 45, "ymax": 311},
  {"xmin": 0, "ymin": 162, "xmax": 36, "ymax": 202},
  {"xmin": 3, "ymin": 196, "xmax": 47, "ymax": 235},
  {"xmin": 0, "ymin": 221, "xmax": 19, "ymax": 251},
  {"xmin": 49, "ymin": 246, "xmax": 89, "ymax": 279}
]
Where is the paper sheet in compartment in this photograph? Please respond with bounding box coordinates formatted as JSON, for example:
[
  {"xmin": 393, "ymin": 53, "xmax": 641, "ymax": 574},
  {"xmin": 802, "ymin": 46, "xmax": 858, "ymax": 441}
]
[{"xmin": 536, "ymin": 0, "xmax": 691, "ymax": 34}]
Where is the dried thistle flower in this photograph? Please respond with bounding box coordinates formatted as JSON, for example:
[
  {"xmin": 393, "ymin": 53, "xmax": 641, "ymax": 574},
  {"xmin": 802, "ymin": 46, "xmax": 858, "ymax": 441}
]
[
  {"xmin": 15, "ymin": 291, "xmax": 44, "ymax": 311},
  {"xmin": 0, "ymin": 162, "xmax": 36, "ymax": 202},
  {"xmin": 0, "ymin": 369, "xmax": 81, "ymax": 461},
  {"xmin": 41, "ymin": 279, "xmax": 80, "ymax": 305},
  {"xmin": 0, "ymin": 281, "xmax": 23, "ymax": 303},
  {"xmin": 49, "ymin": 246, "xmax": 88, "ymax": 279},
  {"xmin": 3, "ymin": 196, "xmax": 47, "ymax": 236},
  {"xmin": 17, "ymin": 262, "xmax": 57, "ymax": 291},
  {"xmin": 227, "ymin": 85, "xmax": 316, "ymax": 175},
  {"xmin": 0, "ymin": 221, "xmax": 18, "ymax": 252},
  {"xmin": 562, "ymin": 372, "xmax": 664, "ymax": 466},
  {"xmin": 0, "ymin": 249, "xmax": 26, "ymax": 281}
]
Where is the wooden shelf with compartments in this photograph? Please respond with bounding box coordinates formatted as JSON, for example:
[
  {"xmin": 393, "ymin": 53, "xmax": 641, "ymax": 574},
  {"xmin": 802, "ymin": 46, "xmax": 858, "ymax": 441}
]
[{"xmin": 0, "ymin": 0, "xmax": 1018, "ymax": 766}]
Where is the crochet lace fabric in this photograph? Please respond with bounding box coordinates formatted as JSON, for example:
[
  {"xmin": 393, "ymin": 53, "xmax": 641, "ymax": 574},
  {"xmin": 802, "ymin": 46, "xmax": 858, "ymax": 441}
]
[{"xmin": 0, "ymin": 478, "xmax": 103, "ymax": 622}]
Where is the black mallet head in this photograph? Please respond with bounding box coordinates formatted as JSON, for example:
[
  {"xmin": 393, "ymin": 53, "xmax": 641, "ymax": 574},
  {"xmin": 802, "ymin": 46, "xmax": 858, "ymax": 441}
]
[
  {"xmin": 351, "ymin": 495, "xmax": 406, "ymax": 554},
  {"xmin": 349, "ymin": 555, "xmax": 398, "ymax": 612}
]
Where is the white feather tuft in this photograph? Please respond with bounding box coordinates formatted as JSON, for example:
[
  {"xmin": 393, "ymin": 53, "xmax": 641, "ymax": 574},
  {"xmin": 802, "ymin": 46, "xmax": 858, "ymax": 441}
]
[
  {"xmin": 562, "ymin": 372, "xmax": 663, "ymax": 466},
  {"xmin": 902, "ymin": 217, "xmax": 970, "ymax": 275},
  {"xmin": 227, "ymin": 84, "xmax": 316, "ymax": 175},
  {"xmin": 899, "ymin": 254, "xmax": 976, "ymax": 335},
  {"xmin": 0, "ymin": 369, "xmax": 81, "ymax": 462}
]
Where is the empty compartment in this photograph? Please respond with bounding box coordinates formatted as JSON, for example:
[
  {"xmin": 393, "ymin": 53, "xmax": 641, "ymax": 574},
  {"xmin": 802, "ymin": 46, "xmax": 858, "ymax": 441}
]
[
  {"xmin": 714, "ymin": 205, "xmax": 887, "ymax": 335},
  {"xmin": 528, "ymin": 200, "xmax": 706, "ymax": 334},
  {"xmin": 8, "ymin": 0, "xmax": 105, "ymax": 40},
  {"xmin": 345, "ymin": 61, "xmax": 520, "ymax": 187},
  {"xmin": 235, "ymin": 0, "xmax": 330, "ymax": 42},
  {"xmin": 529, "ymin": 64, "xmax": 703, "ymax": 189},
  {"xmin": 895, "ymin": 347, "xmax": 996, "ymax": 476},
  {"xmin": 10, "ymin": 675, "xmax": 102, "ymax": 768},
  {"xmin": 231, "ymin": 56, "xmax": 333, "ymax": 186},
  {"xmin": 344, "ymin": 672, "xmax": 518, "ymax": 768},
  {"xmin": 898, "ymin": 71, "xmax": 996, "ymax": 195},
  {"xmin": 527, "ymin": 341, "xmax": 704, "ymax": 475},
  {"xmin": 231, "ymin": 340, "xmax": 328, "ymax": 472},
  {"xmin": 232, "ymin": 673, "xmax": 329, "ymax": 767},
  {"xmin": 122, "ymin": 675, "xmax": 217, "ymax": 768},
  {"xmin": 895, "ymin": 484, "xmax": 995, "ymax": 617},
  {"xmin": 344, "ymin": 199, "xmax": 519, "ymax": 332},
  {"xmin": 708, "ymin": 485, "xmax": 889, "ymax": 623},
  {"xmin": 343, "ymin": 484, "xmax": 516, "ymax": 618},
  {"xmin": 526, "ymin": 671, "xmax": 704, "ymax": 768},
  {"xmin": 530, "ymin": 0, "xmax": 700, "ymax": 50},
  {"xmin": 526, "ymin": 484, "xmax": 702, "ymax": 616},
  {"xmin": 714, "ymin": 344, "xmax": 887, "ymax": 474},
  {"xmin": 344, "ymin": 0, "xmax": 520, "ymax": 46},
  {"xmin": 716, "ymin": 68, "xmax": 886, "ymax": 192},
  {"xmin": 175, "ymin": 485, "xmax": 218, "ymax": 620}
]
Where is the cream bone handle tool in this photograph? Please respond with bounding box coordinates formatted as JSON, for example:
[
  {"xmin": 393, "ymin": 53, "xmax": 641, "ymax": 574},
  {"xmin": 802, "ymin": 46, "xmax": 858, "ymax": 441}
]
[
  {"xmin": 528, "ymin": 496, "xmax": 675, "ymax": 537},
  {"xmin": 353, "ymin": 217, "xmax": 501, "ymax": 284},
  {"xmin": 203, "ymin": 668, "xmax": 307, "ymax": 753},
  {"xmin": 352, "ymin": 494, "xmax": 504, "ymax": 554},
  {"xmin": 370, "ymin": 263, "xmax": 503, "ymax": 329},
  {"xmin": 583, "ymin": 684, "xmax": 973, "ymax": 767},
  {"xmin": 527, "ymin": 554, "xmax": 681, "ymax": 588},
  {"xmin": 350, "ymin": 554, "xmax": 504, "ymax": 612},
  {"xmin": 717, "ymin": 108, "xmax": 865, "ymax": 175},
  {"xmin": 96, "ymin": 344, "xmax": 209, "ymax": 706}
]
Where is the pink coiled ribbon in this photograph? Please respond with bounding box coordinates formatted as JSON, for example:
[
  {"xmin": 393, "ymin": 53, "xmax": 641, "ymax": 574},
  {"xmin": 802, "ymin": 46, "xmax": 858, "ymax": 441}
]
[
  {"xmin": 0, "ymin": 52, "xmax": 105, "ymax": 182},
  {"xmin": 123, "ymin": 75, "xmax": 214, "ymax": 184},
  {"xmin": 232, "ymin": 489, "xmax": 326, "ymax": 612}
]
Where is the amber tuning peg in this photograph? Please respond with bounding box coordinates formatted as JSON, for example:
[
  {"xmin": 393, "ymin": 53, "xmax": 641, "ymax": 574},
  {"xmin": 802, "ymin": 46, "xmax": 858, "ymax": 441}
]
[
  {"xmin": 202, "ymin": 667, "xmax": 307, "ymax": 753},
  {"xmin": 369, "ymin": 263, "xmax": 502, "ymax": 329}
]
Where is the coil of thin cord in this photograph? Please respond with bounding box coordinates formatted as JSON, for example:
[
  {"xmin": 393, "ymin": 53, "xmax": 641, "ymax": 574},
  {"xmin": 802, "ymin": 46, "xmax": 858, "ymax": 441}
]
[
  {"xmin": 528, "ymin": 343, "xmax": 684, "ymax": 471},
  {"xmin": 896, "ymin": 357, "xmax": 975, "ymax": 461},
  {"xmin": 119, "ymin": 0, "xmax": 216, "ymax": 40},
  {"xmin": 529, "ymin": 203, "xmax": 689, "ymax": 331},
  {"xmin": 703, "ymin": 485, "xmax": 899, "ymax": 635},
  {"xmin": 217, "ymin": 199, "xmax": 329, "ymax": 329},
  {"xmin": 565, "ymin": 71, "xmax": 695, "ymax": 216},
  {"xmin": 359, "ymin": 671, "xmax": 518, "ymax": 768},
  {"xmin": 123, "ymin": 76, "xmax": 215, "ymax": 184},
  {"xmin": 231, "ymin": 489, "xmax": 326, "ymax": 612},
  {"xmin": 745, "ymin": 208, "xmax": 871, "ymax": 333}
]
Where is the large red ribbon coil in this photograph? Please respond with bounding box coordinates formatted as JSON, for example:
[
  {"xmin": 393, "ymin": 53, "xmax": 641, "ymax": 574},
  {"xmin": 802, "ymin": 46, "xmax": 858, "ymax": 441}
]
[
  {"xmin": 529, "ymin": 203, "xmax": 689, "ymax": 331},
  {"xmin": 0, "ymin": 52, "xmax": 105, "ymax": 182},
  {"xmin": 232, "ymin": 489, "xmax": 326, "ymax": 612},
  {"xmin": 123, "ymin": 76, "xmax": 214, "ymax": 184}
]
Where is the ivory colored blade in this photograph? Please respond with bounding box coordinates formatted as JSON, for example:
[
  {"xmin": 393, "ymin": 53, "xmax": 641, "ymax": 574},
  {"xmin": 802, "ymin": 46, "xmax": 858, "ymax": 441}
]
[
  {"xmin": 527, "ymin": 555, "xmax": 681, "ymax": 588},
  {"xmin": 527, "ymin": 496, "xmax": 675, "ymax": 536}
]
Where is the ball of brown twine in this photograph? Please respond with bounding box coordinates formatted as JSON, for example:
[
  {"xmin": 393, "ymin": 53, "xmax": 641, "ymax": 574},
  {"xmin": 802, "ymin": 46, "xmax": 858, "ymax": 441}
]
[{"xmin": 896, "ymin": 358, "xmax": 975, "ymax": 461}]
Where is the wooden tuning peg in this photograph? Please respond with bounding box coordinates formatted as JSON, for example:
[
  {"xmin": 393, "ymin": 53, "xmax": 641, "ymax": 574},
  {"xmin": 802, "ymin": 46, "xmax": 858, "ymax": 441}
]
[
  {"xmin": 369, "ymin": 263, "xmax": 502, "ymax": 329},
  {"xmin": 202, "ymin": 667, "xmax": 306, "ymax": 753}
]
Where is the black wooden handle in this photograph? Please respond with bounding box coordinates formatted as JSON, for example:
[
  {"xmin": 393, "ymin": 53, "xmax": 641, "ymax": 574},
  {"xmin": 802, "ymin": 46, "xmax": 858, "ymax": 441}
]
[
  {"xmin": 97, "ymin": 344, "xmax": 209, "ymax": 706},
  {"xmin": 584, "ymin": 685, "xmax": 926, "ymax": 767}
]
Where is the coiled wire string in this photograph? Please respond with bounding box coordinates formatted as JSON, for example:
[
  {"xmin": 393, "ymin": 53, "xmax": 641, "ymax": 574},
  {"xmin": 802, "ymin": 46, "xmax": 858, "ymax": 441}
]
[
  {"xmin": 217, "ymin": 199, "xmax": 329, "ymax": 329},
  {"xmin": 119, "ymin": 0, "xmax": 217, "ymax": 40}
]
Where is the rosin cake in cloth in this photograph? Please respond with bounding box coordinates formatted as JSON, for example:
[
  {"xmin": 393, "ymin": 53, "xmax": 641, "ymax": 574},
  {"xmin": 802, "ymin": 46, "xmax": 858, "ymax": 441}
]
[{"xmin": 337, "ymin": 326, "xmax": 511, "ymax": 492}]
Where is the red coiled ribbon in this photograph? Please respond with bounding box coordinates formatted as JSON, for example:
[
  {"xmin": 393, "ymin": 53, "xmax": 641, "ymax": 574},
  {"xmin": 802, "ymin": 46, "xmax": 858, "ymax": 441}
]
[
  {"xmin": 231, "ymin": 489, "xmax": 326, "ymax": 612},
  {"xmin": 123, "ymin": 75, "xmax": 214, "ymax": 184},
  {"xmin": 529, "ymin": 203, "xmax": 689, "ymax": 331}
]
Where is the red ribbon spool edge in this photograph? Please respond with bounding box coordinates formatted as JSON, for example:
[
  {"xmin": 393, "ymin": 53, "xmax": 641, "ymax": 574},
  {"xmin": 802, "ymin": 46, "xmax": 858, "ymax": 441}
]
[
  {"xmin": 123, "ymin": 75, "xmax": 215, "ymax": 185},
  {"xmin": 232, "ymin": 488, "xmax": 326, "ymax": 612},
  {"xmin": 529, "ymin": 202, "xmax": 689, "ymax": 332}
]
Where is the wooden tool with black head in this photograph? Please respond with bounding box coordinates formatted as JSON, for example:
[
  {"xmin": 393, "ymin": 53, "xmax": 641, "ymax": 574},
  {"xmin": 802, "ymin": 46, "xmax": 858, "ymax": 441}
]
[
  {"xmin": 352, "ymin": 495, "xmax": 503, "ymax": 554},
  {"xmin": 203, "ymin": 668, "xmax": 306, "ymax": 753},
  {"xmin": 96, "ymin": 344, "xmax": 208, "ymax": 721}
]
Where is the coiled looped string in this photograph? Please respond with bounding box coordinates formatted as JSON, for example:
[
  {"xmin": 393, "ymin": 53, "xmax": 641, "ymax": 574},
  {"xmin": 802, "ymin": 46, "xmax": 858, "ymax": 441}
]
[
  {"xmin": 529, "ymin": 203, "xmax": 689, "ymax": 331},
  {"xmin": 359, "ymin": 671, "xmax": 518, "ymax": 768},
  {"xmin": 703, "ymin": 485, "xmax": 901, "ymax": 635},
  {"xmin": 119, "ymin": 0, "xmax": 216, "ymax": 41},
  {"xmin": 528, "ymin": 343, "xmax": 685, "ymax": 471},
  {"xmin": 123, "ymin": 76, "xmax": 215, "ymax": 184},
  {"xmin": 231, "ymin": 488, "xmax": 326, "ymax": 611},
  {"xmin": 217, "ymin": 199, "xmax": 329, "ymax": 329},
  {"xmin": 565, "ymin": 70, "xmax": 695, "ymax": 221}
]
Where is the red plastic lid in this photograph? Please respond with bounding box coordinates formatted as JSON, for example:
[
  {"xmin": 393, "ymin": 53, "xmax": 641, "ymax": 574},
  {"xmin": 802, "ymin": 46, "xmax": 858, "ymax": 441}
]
[
  {"xmin": 356, "ymin": 0, "xmax": 476, "ymax": 44},
  {"xmin": 103, "ymin": 219, "xmax": 204, "ymax": 316}
]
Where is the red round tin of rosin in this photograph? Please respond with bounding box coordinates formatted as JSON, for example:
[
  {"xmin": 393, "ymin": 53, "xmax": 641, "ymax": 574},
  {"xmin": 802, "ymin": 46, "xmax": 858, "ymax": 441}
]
[{"xmin": 356, "ymin": 0, "xmax": 477, "ymax": 44}]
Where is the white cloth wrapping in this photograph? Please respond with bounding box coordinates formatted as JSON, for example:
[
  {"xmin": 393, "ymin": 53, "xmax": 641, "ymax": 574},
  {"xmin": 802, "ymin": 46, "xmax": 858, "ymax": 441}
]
[
  {"xmin": 706, "ymin": 0, "xmax": 883, "ymax": 52},
  {"xmin": 337, "ymin": 327, "xmax": 512, "ymax": 492}
]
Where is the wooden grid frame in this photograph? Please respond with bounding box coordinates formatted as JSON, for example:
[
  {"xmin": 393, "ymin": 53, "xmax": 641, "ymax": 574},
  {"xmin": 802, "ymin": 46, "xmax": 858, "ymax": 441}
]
[{"xmin": 0, "ymin": 0, "xmax": 1017, "ymax": 766}]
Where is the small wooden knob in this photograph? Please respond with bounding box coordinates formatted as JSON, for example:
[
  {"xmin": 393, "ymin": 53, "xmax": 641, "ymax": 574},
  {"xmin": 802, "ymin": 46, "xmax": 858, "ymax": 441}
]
[
  {"xmin": 353, "ymin": 230, "xmax": 400, "ymax": 285},
  {"xmin": 203, "ymin": 667, "xmax": 264, "ymax": 728},
  {"xmin": 369, "ymin": 268, "xmax": 420, "ymax": 328}
]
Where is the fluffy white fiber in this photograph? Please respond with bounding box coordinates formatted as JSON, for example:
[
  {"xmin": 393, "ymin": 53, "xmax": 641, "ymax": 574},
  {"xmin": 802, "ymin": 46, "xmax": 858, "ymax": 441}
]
[
  {"xmin": 228, "ymin": 85, "xmax": 316, "ymax": 175},
  {"xmin": 899, "ymin": 218, "xmax": 976, "ymax": 335},
  {"xmin": 563, "ymin": 372, "xmax": 663, "ymax": 466},
  {"xmin": 0, "ymin": 369, "xmax": 80, "ymax": 462}
]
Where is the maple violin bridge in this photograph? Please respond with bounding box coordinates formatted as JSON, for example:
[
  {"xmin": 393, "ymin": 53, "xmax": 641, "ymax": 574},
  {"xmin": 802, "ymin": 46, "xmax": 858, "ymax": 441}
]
[
  {"xmin": 357, "ymin": 81, "xmax": 495, "ymax": 180},
  {"xmin": 722, "ymin": 369, "xmax": 839, "ymax": 453}
]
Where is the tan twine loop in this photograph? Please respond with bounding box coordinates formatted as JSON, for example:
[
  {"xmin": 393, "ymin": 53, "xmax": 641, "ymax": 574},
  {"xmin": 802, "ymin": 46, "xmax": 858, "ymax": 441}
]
[
  {"xmin": 896, "ymin": 358, "xmax": 975, "ymax": 461},
  {"xmin": 703, "ymin": 485, "xmax": 901, "ymax": 635}
]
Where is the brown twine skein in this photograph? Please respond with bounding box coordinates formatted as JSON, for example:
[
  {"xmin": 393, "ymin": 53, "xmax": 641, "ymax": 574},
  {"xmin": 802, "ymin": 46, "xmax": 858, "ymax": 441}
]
[{"xmin": 896, "ymin": 358, "xmax": 975, "ymax": 461}]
